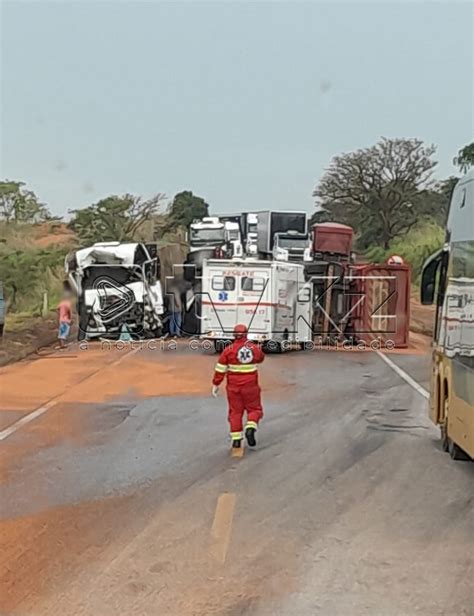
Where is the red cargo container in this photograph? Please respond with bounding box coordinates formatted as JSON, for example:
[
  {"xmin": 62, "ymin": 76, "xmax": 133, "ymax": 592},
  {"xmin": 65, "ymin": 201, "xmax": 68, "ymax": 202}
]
[
  {"xmin": 312, "ymin": 223, "xmax": 354, "ymax": 257},
  {"xmin": 348, "ymin": 263, "xmax": 411, "ymax": 348}
]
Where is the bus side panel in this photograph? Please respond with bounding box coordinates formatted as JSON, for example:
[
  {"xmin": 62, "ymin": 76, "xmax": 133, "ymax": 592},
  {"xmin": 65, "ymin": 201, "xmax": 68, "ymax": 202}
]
[{"xmin": 449, "ymin": 358, "xmax": 474, "ymax": 458}]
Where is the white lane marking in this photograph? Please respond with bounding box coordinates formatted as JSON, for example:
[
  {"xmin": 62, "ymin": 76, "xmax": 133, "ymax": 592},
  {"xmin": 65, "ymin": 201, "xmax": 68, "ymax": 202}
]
[
  {"xmin": 0, "ymin": 345, "xmax": 142, "ymax": 443},
  {"xmin": 0, "ymin": 400, "xmax": 57, "ymax": 442},
  {"xmin": 210, "ymin": 492, "xmax": 236, "ymax": 563},
  {"xmin": 376, "ymin": 351, "xmax": 429, "ymax": 399}
]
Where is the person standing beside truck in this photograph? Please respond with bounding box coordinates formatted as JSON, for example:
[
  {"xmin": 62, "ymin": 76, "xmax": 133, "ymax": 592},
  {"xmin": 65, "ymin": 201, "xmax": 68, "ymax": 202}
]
[
  {"xmin": 211, "ymin": 324, "xmax": 265, "ymax": 449},
  {"xmin": 167, "ymin": 278, "xmax": 183, "ymax": 338},
  {"xmin": 57, "ymin": 287, "xmax": 73, "ymax": 349}
]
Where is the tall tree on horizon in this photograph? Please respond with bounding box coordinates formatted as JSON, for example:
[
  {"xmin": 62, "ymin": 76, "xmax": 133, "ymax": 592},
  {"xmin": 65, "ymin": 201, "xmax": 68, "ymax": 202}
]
[
  {"xmin": 313, "ymin": 138, "xmax": 439, "ymax": 249},
  {"xmin": 453, "ymin": 143, "xmax": 474, "ymax": 174}
]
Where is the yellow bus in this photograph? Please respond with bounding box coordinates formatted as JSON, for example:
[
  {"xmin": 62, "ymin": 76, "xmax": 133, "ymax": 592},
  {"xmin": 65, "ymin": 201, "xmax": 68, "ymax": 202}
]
[{"xmin": 421, "ymin": 169, "xmax": 474, "ymax": 460}]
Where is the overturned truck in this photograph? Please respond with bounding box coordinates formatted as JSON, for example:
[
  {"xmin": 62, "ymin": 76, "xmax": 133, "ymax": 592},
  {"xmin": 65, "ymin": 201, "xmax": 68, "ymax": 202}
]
[{"xmin": 65, "ymin": 242, "xmax": 164, "ymax": 340}]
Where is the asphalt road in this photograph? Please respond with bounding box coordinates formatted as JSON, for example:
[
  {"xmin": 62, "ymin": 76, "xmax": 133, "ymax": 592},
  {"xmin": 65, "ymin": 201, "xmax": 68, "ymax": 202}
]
[{"xmin": 0, "ymin": 341, "xmax": 472, "ymax": 616}]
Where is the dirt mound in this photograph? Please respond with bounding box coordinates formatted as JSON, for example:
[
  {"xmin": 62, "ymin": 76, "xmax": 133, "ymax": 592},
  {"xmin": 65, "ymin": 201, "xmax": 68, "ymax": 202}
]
[{"xmin": 32, "ymin": 223, "xmax": 76, "ymax": 248}]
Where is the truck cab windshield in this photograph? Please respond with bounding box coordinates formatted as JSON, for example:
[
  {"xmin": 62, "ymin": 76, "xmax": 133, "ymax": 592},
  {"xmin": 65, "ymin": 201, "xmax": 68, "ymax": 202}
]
[
  {"xmin": 190, "ymin": 228, "xmax": 225, "ymax": 245},
  {"xmin": 277, "ymin": 237, "xmax": 308, "ymax": 249}
]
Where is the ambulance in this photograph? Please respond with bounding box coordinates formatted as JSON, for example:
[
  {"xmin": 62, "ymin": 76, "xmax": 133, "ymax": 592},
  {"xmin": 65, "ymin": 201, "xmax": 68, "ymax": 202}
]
[{"xmin": 199, "ymin": 259, "xmax": 312, "ymax": 350}]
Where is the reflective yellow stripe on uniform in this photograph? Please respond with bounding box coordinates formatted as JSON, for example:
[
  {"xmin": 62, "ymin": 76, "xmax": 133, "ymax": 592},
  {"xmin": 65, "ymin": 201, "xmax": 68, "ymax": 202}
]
[
  {"xmin": 228, "ymin": 364, "xmax": 257, "ymax": 373},
  {"xmin": 231, "ymin": 431, "xmax": 243, "ymax": 441},
  {"xmin": 245, "ymin": 421, "xmax": 258, "ymax": 431},
  {"xmin": 215, "ymin": 363, "xmax": 228, "ymax": 373}
]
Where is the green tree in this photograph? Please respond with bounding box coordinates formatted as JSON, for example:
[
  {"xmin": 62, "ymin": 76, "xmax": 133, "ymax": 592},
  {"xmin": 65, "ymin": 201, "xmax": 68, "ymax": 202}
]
[
  {"xmin": 70, "ymin": 193, "xmax": 165, "ymax": 244},
  {"xmin": 365, "ymin": 221, "xmax": 444, "ymax": 282},
  {"xmin": 0, "ymin": 180, "xmax": 50, "ymax": 223},
  {"xmin": 313, "ymin": 138, "xmax": 438, "ymax": 249},
  {"xmin": 453, "ymin": 143, "xmax": 474, "ymax": 173},
  {"xmin": 165, "ymin": 191, "xmax": 209, "ymax": 231},
  {"xmin": 0, "ymin": 246, "xmax": 65, "ymax": 310}
]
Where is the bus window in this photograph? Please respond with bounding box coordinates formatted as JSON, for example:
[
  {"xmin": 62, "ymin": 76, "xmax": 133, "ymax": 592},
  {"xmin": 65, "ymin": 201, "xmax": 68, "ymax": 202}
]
[{"xmin": 421, "ymin": 248, "xmax": 444, "ymax": 305}]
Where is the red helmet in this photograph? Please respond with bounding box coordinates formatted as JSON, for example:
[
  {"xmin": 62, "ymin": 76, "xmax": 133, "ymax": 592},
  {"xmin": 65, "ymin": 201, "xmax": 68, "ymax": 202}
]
[{"xmin": 233, "ymin": 323, "xmax": 248, "ymax": 338}]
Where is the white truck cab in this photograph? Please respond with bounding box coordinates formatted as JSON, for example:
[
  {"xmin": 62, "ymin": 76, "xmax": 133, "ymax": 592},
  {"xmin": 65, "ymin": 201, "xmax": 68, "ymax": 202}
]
[
  {"xmin": 273, "ymin": 231, "xmax": 312, "ymax": 263},
  {"xmin": 65, "ymin": 242, "xmax": 164, "ymax": 340},
  {"xmin": 188, "ymin": 217, "xmax": 226, "ymax": 253}
]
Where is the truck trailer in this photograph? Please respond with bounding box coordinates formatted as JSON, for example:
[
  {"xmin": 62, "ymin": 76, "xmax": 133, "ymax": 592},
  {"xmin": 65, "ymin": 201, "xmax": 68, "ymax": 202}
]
[{"xmin": 199, "ymin": 259, "xmax": 312, "ymax": 351}]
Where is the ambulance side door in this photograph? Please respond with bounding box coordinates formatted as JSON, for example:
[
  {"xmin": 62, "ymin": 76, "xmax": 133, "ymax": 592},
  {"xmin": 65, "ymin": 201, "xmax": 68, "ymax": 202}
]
[
  {"xmin": 206, "ymin": 269, "xmax": 238, "ymax": 335},
  {"xmin": 238, "ymin": 270, "xmax": 269, "ymax": 333}
]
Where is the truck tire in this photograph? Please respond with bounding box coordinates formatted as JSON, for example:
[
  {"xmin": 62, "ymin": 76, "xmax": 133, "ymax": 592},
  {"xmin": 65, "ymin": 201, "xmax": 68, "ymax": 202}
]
[{"xmin": 77, "ymin": 312, "xmax": 88, "ymax": 341}]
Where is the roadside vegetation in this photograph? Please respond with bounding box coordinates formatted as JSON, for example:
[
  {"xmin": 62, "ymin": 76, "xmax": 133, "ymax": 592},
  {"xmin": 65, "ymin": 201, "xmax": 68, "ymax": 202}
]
[
  {"xmin": 312, "ymin": 138, "xmax": 473, "ymax": 280},
  {"xmin": 0, "ymin": 139, "xmax": 471, "ymax": 335}
]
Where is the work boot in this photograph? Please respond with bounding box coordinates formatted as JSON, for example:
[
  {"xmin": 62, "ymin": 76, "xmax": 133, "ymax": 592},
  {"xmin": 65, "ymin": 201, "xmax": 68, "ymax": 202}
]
[
  {"xmin": 245, "ymin": 427, "xmax": 257, "ymax": 447},
  {"xmin": 232, "ymin": 439, "xmax": 242, "ymax": 449}
]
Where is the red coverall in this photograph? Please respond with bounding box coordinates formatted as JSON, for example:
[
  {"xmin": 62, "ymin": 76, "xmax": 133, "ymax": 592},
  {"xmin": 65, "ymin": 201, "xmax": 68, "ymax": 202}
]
[{"xmin": 212, "ymin": 337, "xmax": 265, "ymax": 441}]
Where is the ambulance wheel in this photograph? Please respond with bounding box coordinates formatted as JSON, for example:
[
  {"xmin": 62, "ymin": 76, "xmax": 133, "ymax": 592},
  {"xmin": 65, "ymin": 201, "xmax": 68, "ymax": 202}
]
[
  {"xmin": 263, "ymin": 340, "xmax": 282, "ymax": 354},
  {"xmin": 214, "ymin": 339, "xmax": 228, "ymax": 353}
]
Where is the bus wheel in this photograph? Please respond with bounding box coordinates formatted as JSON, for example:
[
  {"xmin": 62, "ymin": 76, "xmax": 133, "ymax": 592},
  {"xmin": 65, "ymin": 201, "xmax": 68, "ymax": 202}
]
[
  {"xmin": 440, "ymin": 421, "xmax": 449, "ymax": 452},
  {"xmin": 448, "ymin": 438, "xmax": 470, "ymax": 461}
]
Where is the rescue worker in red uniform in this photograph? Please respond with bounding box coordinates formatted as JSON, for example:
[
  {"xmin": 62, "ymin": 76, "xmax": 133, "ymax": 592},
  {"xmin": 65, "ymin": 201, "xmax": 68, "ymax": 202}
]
[{"xmin": 212, "ymin": 324, "xmax": 265, "ymax": 448}]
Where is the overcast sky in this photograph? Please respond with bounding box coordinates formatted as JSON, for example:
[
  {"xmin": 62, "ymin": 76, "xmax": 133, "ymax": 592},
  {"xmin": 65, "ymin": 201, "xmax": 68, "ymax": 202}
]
[{"xmin": 1, "ymin": 1, "xmax": 472, "ymax": 217}]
